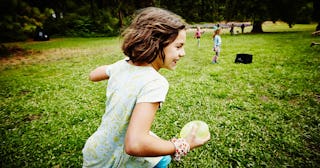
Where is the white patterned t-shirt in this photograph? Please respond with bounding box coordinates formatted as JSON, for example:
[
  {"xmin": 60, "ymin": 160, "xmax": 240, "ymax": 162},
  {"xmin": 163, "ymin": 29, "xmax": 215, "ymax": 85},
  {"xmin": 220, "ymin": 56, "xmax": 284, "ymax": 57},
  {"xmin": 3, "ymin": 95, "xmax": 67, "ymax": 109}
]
[{"xmin": 82, "ymin": 59, "xmax": 169, "ymax": 168}]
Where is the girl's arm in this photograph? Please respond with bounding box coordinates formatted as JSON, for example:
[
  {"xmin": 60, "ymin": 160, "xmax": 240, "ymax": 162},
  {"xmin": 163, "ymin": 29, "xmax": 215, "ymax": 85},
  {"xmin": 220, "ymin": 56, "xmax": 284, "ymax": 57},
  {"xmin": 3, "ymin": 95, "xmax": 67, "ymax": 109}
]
[
  {"xmin": 125, "ymin": 102, "xmax": 210, "ymax": 157},
  {"xmin": 89, "ymin": 65, "xmax": 109, "ymax": 82},
  {"xmin": 125, "ymin": 102, "xmax": 174, "ymax": 156}
]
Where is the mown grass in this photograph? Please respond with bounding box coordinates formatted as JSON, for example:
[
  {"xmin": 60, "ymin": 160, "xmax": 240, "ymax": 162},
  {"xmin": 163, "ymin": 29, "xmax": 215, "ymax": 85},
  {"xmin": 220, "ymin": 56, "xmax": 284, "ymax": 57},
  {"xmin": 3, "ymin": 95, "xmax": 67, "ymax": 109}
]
[{"xmin": 1, "ymin": 22, "xmax": 319, "ymax": 167}]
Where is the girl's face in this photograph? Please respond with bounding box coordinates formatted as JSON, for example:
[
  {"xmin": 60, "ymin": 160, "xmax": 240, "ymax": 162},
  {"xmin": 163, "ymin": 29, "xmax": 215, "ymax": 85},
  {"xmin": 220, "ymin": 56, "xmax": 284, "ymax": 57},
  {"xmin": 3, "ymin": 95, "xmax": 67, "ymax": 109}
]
[{"xmin": 153, "ymin": 29, "xmax": 186, "ymax": 71}]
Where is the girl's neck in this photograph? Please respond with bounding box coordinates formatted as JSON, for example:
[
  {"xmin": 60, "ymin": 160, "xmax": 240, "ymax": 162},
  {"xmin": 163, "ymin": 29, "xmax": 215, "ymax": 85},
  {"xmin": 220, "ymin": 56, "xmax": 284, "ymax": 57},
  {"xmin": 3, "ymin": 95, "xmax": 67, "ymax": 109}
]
[
  {"xmin": 128, "ymin": 60, "xmax": 159, "ymax": 71},
  {"xmin": 151, "ymin": 62, "xmax": 160, "ymax": 71}
]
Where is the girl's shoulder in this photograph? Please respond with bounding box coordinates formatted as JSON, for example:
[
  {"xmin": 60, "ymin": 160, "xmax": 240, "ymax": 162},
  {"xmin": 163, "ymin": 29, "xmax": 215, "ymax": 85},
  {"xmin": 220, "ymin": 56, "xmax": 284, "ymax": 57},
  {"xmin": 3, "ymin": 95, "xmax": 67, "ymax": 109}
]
[{"xmin": 106, "ymin": 58, "xmax": 130, "ymax": 75}]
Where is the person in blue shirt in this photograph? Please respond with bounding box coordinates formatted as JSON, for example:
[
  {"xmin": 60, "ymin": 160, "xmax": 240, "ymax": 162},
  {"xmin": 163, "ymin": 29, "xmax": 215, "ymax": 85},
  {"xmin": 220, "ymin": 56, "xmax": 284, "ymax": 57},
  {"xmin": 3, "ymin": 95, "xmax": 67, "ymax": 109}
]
[{"xmin": 212, "ymin": 26, "xmax": 222, "ymax": 64}]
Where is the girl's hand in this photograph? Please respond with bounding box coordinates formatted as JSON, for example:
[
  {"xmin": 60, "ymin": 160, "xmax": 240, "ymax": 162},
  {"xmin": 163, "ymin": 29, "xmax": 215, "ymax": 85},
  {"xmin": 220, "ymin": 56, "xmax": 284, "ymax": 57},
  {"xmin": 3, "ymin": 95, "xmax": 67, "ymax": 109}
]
[{"xmin": 185, "ymin": 125, "xmax": 210, "ymax": 150}]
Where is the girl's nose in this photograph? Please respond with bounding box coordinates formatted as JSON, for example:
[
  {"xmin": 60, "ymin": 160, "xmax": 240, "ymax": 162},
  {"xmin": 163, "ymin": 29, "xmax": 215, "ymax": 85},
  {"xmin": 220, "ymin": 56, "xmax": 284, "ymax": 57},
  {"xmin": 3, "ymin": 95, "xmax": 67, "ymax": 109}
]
[{"xmin": 180, "ymin": 49, "xmax": 185, "ymax": 57}]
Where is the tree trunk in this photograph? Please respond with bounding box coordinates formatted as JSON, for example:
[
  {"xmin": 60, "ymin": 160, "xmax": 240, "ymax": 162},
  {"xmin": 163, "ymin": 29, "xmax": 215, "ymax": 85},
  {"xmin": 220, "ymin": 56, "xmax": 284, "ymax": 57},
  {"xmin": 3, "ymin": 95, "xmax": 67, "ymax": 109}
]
[
  {"xmin": 118, "ymin": 10, "xmax": 123, "ymax": 29},
  {"xmin": 251, "ymin": 20, "xmax": 263, "ymax": 33},
  {"xmin": 90, "ymin": 0, "xmax": 95, "ymax": 19},
  {"xmin": 314, "ymin": 0, "xmax": 320, "ymax": 31}
]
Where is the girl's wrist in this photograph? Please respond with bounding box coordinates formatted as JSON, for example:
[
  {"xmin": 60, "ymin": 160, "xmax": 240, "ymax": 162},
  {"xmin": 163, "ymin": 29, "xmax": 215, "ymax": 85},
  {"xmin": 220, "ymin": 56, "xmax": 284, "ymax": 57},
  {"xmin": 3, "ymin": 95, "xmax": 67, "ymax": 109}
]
[{"xmin": 170, "ymin": 137, "xmax": 190, "ymax": 161}]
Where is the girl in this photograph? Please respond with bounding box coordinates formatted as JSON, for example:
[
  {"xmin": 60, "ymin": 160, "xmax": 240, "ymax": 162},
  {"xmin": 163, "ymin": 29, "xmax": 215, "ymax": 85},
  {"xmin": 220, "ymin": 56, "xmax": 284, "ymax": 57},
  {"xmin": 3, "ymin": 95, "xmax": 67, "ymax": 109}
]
[
  {"xmin": 82, "ymin": 7, "xmax": 210, "ymax": 168},
  {"xmin": 194, "ymin": 26, "xmax": 204, "ymax": 47},
  {"xmin": 212, "ymin": 27, "xmax": 222, "ymax": 64}
]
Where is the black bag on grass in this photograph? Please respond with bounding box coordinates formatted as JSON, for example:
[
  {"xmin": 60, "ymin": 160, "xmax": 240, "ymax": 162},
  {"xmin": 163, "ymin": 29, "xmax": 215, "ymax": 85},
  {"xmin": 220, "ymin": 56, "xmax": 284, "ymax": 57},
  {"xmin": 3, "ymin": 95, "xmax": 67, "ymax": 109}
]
[{"xmin": 235, "ymin": 54, "xmax": 252, "ymax": 64}]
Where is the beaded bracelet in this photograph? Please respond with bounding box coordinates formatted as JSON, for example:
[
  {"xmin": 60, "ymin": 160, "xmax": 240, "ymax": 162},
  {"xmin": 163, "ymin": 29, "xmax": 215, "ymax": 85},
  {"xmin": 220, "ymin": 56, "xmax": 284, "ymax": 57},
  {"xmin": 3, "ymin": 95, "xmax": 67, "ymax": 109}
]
[{"xmin": 170, "ymin": 137, "xmax": 190, "ymax": 161}]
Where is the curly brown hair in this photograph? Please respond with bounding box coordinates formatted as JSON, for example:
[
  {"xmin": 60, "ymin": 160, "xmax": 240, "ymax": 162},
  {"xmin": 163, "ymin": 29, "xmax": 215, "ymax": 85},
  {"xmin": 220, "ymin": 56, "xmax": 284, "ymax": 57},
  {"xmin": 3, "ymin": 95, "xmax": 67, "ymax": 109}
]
[{"xmin": 121, "ymin": 7, "xmax": 186, "ymax": 64}]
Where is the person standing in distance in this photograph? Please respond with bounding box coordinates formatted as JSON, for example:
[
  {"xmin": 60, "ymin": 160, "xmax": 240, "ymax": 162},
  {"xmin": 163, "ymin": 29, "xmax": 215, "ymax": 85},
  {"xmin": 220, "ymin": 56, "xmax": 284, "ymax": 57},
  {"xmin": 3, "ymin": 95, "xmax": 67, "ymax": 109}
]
[
  {"xmin": 212, "ymin": 26, "xmax": 222, "ymax": 64},
  {"xmin": 230, "ymin": 23, "xmax": 234, "ymax": 35},
  {"xmin": 194, "ymin": 26, "xmax": 205, "ymax": 47},
  {"xmin": 82, "ymin": 7, "xmax": 210, "ymax": 168}
]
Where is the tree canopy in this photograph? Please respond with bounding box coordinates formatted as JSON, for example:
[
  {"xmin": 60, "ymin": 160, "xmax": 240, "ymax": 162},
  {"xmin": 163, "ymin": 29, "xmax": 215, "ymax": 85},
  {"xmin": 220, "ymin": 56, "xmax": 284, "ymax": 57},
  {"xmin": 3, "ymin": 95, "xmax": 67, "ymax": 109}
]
[{"xmin": 0, "ymin": 0, "xmax": 317, "ymax": 42}]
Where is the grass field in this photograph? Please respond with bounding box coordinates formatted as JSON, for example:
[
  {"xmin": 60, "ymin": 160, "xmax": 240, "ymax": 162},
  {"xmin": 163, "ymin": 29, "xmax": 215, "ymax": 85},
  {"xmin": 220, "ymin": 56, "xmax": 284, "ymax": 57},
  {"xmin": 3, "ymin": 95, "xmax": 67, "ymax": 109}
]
[{"xmin": 1, "ymin": 22, "xmax": 320, "ymax": 167}]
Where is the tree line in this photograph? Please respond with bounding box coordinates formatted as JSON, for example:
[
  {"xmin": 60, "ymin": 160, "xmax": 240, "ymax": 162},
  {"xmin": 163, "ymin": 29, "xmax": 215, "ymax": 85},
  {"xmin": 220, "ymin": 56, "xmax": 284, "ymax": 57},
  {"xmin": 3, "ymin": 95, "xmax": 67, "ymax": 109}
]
[{"xmin": 0, "ymin": 0, "xmax": 319, "ymax": 42}]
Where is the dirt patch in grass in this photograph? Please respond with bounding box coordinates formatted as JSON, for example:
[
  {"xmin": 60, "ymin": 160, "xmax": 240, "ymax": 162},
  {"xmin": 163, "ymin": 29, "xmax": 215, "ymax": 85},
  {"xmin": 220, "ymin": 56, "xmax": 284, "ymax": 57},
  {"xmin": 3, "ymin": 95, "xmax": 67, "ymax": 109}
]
[
  {"xmin": 0, "ymin": 44, "xmax": 117, "ymax": 68},
  {"xmin": 0, "ymin": 47, "xmax": 86, "ymax": 68},
  {"xmin": 23, "ymin": 114, "xmax": 42, "ymax": 122},
  {"xmin": 316, "ymin": 94, "xmax": 320, "ymax": 103},
  {"xmin": 0, "ymin": 45, "xmax": 41, "ymax": 65}
]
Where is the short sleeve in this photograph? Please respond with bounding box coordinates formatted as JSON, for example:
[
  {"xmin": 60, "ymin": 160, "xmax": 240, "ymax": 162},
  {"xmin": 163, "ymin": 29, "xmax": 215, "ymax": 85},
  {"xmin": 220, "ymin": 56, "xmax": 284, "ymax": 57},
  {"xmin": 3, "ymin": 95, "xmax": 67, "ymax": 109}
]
[
  {"xmin": 105, "ymin": 59, "xmax": 124, "ymax": 77},
  {"xmin": 137, "ymin": 78, "xmax": 169, "ymax": 104},
  {"xmin": 105, "ymin": 64, "xmax": 113, "ymax": 77}
]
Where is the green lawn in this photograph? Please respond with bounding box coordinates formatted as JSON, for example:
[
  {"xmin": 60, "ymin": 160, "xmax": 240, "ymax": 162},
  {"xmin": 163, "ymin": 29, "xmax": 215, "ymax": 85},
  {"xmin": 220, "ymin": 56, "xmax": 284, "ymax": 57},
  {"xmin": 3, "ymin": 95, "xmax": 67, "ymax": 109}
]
[{"xmin": 1, "ymin": 22, "xmax": 319, "ymax": 167}]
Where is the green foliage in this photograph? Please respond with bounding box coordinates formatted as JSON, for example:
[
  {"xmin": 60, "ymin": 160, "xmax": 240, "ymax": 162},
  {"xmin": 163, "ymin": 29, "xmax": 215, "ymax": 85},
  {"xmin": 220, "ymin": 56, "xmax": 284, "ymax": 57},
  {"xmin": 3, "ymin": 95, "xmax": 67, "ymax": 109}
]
[
  {"xmin": 220, "ymin": 0, "xmax": 315, "ymax": 32},
  {"xmin": 297, "ymin": 2, "xmax": 314, "ymax": 23},
  {"xmin": 43, "ymin": 7, "xmax": 120, "ymax": 37},
  {"xmin": 1, "ymin": 23, "xmax": 319, "ymax": 167},
  {"xmin": 1, "ymin": 0, "xmax": 317, "ymax": 40},
  {"xmin": 160, "ymin": 0, "xmax": 223, "ymax": 23},
  {"xmin": 0, "ymin": 0, "xmax": 51, "ymax": 42}
]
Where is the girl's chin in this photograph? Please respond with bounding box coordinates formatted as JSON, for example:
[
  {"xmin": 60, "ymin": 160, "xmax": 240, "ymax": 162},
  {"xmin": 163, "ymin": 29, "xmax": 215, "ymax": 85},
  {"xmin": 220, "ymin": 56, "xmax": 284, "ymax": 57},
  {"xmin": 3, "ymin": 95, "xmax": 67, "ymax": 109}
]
[
  {"xmin": 168, "ymin": 66, "xmax": 176, "ymax": 70},
  {"xmin": 163, "ymin": 66, "xmax": 176, "ymax": 71},
  {"xmin": 162, "ymin": 62, "xmax": 177, "ymax": 70}
]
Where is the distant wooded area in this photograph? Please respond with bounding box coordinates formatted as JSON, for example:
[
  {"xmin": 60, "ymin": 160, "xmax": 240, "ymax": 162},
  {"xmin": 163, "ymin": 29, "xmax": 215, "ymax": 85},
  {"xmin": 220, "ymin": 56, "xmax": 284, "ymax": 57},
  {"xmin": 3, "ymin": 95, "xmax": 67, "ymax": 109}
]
[{"xmin": 0, "ymin": 0, "xmax": 319, "ymax": 42}]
